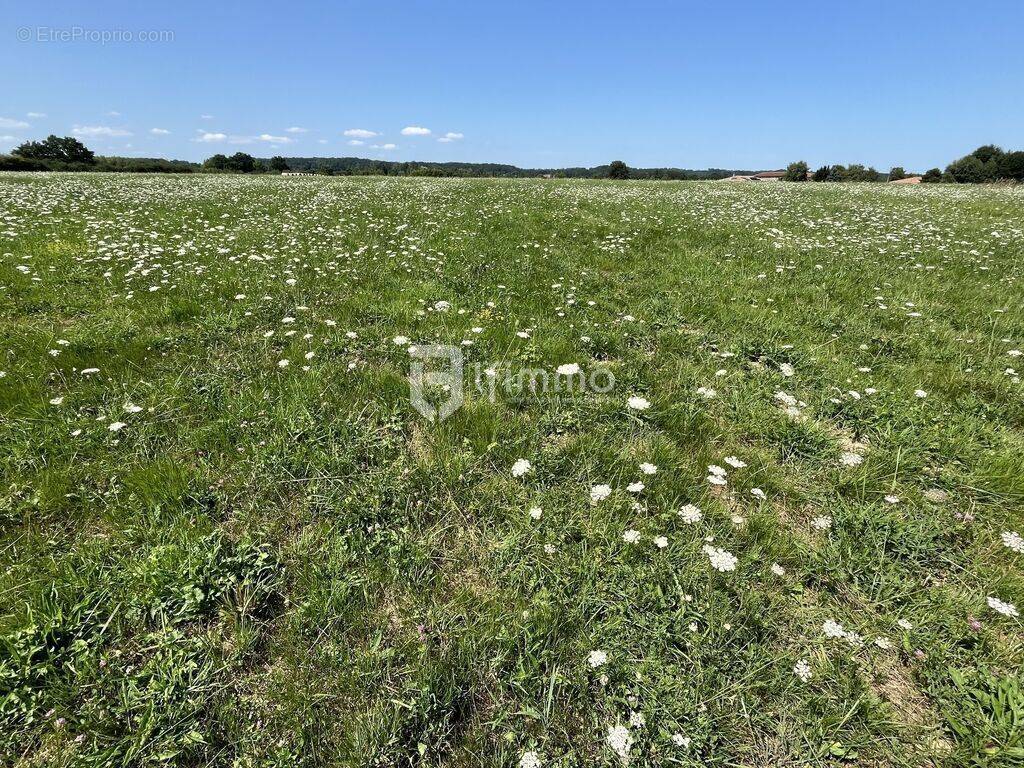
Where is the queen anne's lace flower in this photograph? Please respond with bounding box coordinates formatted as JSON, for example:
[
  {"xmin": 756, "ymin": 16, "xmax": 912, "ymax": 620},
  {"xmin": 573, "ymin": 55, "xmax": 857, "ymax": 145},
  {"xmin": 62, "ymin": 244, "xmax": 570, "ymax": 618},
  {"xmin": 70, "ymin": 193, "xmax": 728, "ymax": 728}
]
[
  {"xmin": 987, "ymin": 596, "xmax": 1019, "ymax": 617},
  {"xmin": 606, "ymin": 725, "xmax": 633, "ymax": 761},
  {"xmin": 511, "ymin": 459, "xmax": 532, "ymax": 478},
  {"xmin": 702, "ymin": 544, "xmax": 737, "ymax": 572},
  {"xmin": 1001, "ymin": 531, "xmax": 1024, "ymax": 554}
]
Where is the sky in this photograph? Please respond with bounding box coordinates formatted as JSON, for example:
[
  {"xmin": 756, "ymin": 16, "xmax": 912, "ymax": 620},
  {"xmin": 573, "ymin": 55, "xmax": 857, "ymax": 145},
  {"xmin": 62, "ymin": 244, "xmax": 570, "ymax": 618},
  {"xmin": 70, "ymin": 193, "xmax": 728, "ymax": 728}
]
[{"xmin": 2, "ymin": 0, "xmax": 1022, "ymax": 171}]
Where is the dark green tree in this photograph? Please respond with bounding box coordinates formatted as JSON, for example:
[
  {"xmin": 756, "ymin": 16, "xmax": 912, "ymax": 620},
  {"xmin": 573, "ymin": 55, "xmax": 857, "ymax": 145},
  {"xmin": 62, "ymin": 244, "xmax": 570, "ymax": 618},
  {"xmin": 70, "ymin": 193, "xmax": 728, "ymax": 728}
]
[
  {"xmin": 921, "ymin": 168, "xmax": 943, "ymax": 183},
  {"xmin": 812, "ymin": 165, "xmax": 831, "ymax": 182},
  {"xmin": 225, "ymin": 152, "xmax": 256, "ymax": 173},
  {"xmin": 203, "ymin": 154, "xmax": 229, "ymax": 171},
  {"xmin": 945, "ymin": 155, "xmax": 986, "ymax": 183},
  {"xmin": 970, "ymin": 144, "xmax": 1003, "ymax": 164},
  {"xmin": 12, "ymin": 135, "xmax": 95, "ymax": 164},
  {"xmin": 783, "ymin": 161, "xmax": 808, "ymax": 181},
  {"xmin": 269, "ymin": 156, "xmax": 289, "ymax": 172},
  {"xmin": 998, "ymin": 151, "xmax": 1024, "ymax": 181},
  {"xmin": 888, "ymin": 166, "xmax": 906, "ymax": 181},
  {"xmin": 607, "ymin": 160, "xmax": 629, "ymax": 180}
]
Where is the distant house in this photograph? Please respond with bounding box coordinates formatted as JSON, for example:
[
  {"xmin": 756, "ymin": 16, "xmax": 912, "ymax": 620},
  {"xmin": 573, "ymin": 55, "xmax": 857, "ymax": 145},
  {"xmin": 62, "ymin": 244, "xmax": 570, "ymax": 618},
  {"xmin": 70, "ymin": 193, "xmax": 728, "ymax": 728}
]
[
  {"xmin": 281, "ymin": 170, "xmax": 314, "ymax": 176},
  {"xmin": 722, "ymin": 170, "xmax": 786, "ymax": 182},
  {"xmin": 890, "ymin": 175, "xmax": 922, "ymax": 185}
]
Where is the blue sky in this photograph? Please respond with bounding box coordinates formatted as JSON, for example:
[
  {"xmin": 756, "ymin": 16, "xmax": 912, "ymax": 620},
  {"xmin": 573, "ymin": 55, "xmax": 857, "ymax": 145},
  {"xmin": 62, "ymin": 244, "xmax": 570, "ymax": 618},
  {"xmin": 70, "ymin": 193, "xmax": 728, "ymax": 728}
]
[{"xmin": 2, "ymin": 0, "xmax": 1022, "ymax": 170}]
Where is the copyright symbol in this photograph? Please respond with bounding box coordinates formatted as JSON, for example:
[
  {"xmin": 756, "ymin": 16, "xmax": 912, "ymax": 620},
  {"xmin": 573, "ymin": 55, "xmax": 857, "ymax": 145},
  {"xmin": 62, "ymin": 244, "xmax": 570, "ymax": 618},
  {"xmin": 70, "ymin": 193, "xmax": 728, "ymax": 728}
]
[{"xmin": 17, "ymin": 27, "xmax": 32, "ymax": 42}]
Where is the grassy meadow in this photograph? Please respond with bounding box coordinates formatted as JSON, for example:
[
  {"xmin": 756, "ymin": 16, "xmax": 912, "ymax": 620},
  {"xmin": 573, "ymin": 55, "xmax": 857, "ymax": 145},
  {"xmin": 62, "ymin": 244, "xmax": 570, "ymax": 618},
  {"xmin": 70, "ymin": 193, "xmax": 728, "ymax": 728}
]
[{"xmin": 1, "ymin": 173, "xmax": 1023, "ymax": 767}]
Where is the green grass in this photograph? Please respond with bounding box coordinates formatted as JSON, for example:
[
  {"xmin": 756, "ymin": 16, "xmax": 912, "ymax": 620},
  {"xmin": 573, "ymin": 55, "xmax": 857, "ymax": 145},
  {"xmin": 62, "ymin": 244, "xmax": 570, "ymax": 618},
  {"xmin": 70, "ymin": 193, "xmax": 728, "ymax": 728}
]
[{"xmin": 1, "ymin": 173, "xmax": 1022, "ymax": 767}]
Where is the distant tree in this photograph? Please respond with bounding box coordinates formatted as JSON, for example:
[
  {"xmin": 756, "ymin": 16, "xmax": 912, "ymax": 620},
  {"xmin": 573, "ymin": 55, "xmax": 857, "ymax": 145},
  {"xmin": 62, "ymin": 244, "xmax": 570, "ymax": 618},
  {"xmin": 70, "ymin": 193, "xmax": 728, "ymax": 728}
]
[
  {"xmin": 607, "ymin": 160, "xmax": 629, "ymax": 180},
  {"xmin": 998, "ymin": 151, "xmax": 1024, "ymax": 181},
  {"xmin": 812, "ymin": 165, "xmax": 831, "ymax": 182},
  {"xmin": 203, "ymin": 154, "xmax": 229, "ymax": 171},
  {"xmin": 945, "ymin": 155, "xmax": 986, "ymax": 184},
  {"xmin": 888, "ymin": 166, "xmax": 906, "ymax": 181},
  {"xmin": 783, "ymin": 161, "xmax": 808, "ymax": 181},
  {"xmin": 920, "ymin": 168, "xmax": 943, "ymax": 183},
  {"xmin": 0, "ymin": 154, "xmax": 47, "ymax": 171},
  {"xmin": 970, "ymin": 144, "xmax": 1003, "ymax": 164},
  {"xmin": 225, "ymin": 152, "xmax": 256, "ymax": 173},
  {"xmin": 828, "ymin": 164, "xmax": 847, "ymax": 182},
  {"xmin": 269, "ymin": 156, "xmax": 289, "ymax": 172},
  {"xmin": 13, "ymin": 135, "xmax": 95, "ymax": 164}
]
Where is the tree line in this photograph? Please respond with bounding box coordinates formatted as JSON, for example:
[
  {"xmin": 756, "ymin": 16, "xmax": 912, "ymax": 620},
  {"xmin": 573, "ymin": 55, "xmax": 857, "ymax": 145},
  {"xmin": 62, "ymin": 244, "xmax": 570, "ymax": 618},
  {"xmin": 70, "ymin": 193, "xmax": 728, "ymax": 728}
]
[
  {"xmin": 5, "ymin": 136, "xmax": 1021, "ymax": 183},
  {"xmin": 0, "ymin": 136, "xmax": 751, "ymax": 180},
  {"xmin": 782, "ymin": 145, "xmax": 1024, "ymax": 184}
]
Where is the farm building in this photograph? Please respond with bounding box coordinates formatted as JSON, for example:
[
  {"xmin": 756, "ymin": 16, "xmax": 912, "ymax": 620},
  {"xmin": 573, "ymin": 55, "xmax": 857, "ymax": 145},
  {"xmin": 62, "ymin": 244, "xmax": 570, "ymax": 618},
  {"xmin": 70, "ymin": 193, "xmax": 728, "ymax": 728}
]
[{"xmin": 722, "ymin": 171, "xmax": 787, "ymax": 182}]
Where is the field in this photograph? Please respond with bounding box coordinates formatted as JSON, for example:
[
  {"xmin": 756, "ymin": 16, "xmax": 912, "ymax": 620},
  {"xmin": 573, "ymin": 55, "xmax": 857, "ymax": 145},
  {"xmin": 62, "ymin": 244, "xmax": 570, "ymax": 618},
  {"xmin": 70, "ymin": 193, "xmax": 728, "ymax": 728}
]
[{"xmin": 1, "ymin": 173, "xmax": 1023, "ymax": 767}]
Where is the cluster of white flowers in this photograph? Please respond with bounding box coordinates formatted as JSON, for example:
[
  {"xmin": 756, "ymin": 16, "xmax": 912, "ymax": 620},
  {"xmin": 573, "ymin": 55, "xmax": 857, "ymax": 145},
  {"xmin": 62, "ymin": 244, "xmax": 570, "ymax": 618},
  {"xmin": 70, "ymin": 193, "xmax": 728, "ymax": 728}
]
[
  {"xmin": 1001, "ymin": 530, "xmax": 1024, "ymax": 554},
  {"xmin": 987, "ymin": 596, "xmax": 1019, "ymax": 618},
  {"xmin": 822, "ymin": 619, "xmax": 863, "ymax": 647},
  {"xmin": 678, "ymin": 504, "xmax": 702, "ymax": 524},
  {"xmin": 519, "ymin": 751, "xmax": 541, "ymax": 768},
  {"xmin": 606, "ymin": 724, "xmax": 634, "ymax": 762},
  {"xmin": 588, "ymin": 650, "xmax": 608, "ymax": 668},
  {"xmin": 511, "ymin": 458, "xmax": 532, "ymax": 478},
  {"xmin": 793, "ymin": 658, "xmax": 812, "ymax": 682},
  {"xmin": 774, "ymin": 390, "xmax": 805, "ymax": 419},
  {"xmin": 839, "ymin": 451, "xmax": 864, "ymax": 467},
  {"xmin": 590, "ymin": 484, "xmax": 612, "ymax": 503},
  {"xmin": 707, "ymin": 464, "xmax": 728, "ymax": 486},
  {"xmin": 702, "ymin": 544, "xmax": 738, "ymax": 572},
  {"xmin": 626, "ymin": 395, "xmax": 651, "ymax": 411}
]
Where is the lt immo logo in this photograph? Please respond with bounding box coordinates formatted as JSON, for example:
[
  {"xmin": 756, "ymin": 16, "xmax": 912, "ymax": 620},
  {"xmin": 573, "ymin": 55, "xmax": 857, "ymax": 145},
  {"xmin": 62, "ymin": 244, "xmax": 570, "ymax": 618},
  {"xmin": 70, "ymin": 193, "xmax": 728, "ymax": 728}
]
[{"xmin": 409, "ymin": 344, "xmax": 464, "ymax": 422}]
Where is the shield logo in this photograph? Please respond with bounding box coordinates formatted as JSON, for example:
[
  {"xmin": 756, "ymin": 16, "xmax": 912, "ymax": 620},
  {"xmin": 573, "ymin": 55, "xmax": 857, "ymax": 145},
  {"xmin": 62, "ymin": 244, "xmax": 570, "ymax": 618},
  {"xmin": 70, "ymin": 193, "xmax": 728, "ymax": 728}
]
[{"xmin": 409, "ymin": 344, "xmax": 464, "ymax": 422}]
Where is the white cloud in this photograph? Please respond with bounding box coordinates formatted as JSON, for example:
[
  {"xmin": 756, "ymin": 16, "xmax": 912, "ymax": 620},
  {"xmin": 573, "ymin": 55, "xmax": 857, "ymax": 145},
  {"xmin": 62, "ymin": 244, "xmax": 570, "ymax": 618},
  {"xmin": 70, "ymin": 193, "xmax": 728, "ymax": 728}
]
[
  {"xmin": 0, "ymin": 135, "xmax": 15, "ymax": 141},
  {"xmin": 437, "ymin": 131, "xmax": 464, "ymax": 143},
  {"xmin": 401, "ymin": 126, "xmax": 431, "ymax": 136},
  {"xmin": 194, "ymin": 132, "xmax": 227, "ymax": 143},
  {"xmin": 343, "ymin": 128, "xmax": 378, "ymax": 139},
  {"xmin": 150, "ymin": 128, "xmax": 171, "ymax": 135},
  {"xmin": 0, "ymin": 117, "xmax": 30, "ymax": 129},
  {"xmin": 317, "ymin": 139, "xmax": 328, "ymax": 144},
  {"xmin": 107, "ymin": 111, "xmax": 122, "ymax": 117},
  {"xmin": 257, "ymin": 134, "xmax": 293, "ymax": 144},
  {"xmin": 200, "ymin": 114, "xmax": 214, "ymax": 119},
  {"xmin": 372, "ymin": 143, "xmax": 397, "ymax": 150},
  {"xmin": 72, "ymin": 125, "xmax": 132, "ymax": 137},
  {"xmin": 347, "ymin": 139, "xmax": 365, "ymax": 146},
  {"xmin": 285, "ymin": 126, "xmax": 307, "ymax": 133},
  {"xmin": 27, "ymin": 112, "xmax": 46, "ymax": 118}
]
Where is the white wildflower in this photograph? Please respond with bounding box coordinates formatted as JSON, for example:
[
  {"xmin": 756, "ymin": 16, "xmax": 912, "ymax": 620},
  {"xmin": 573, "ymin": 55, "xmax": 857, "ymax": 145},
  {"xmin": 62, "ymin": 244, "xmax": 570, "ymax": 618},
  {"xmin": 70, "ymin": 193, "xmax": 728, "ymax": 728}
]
[
  {"xmin": 678, "ymin": 504, "xmax": 703, "ymax": 524},
  {"xmin": 702, "ymin": 544, "xmax": 738, "ymax": 572},
  {"xmin": 987, "ymin": 596, "xmax": 1019, "ymax": 618},
  {"xmin": 1000, "ymin": 531, "xmax": 1024, "ymax": 554},
  {"xmin": 793, "ymin": 659, "xmax": 812, "ymax": 682},
  {"xmin": 606, "ymin": 725, "xmax": 633, "ymax": 761},
  {"xmin": 511, "ymin": 459, "xmax": 532, "ymax": 478}
]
